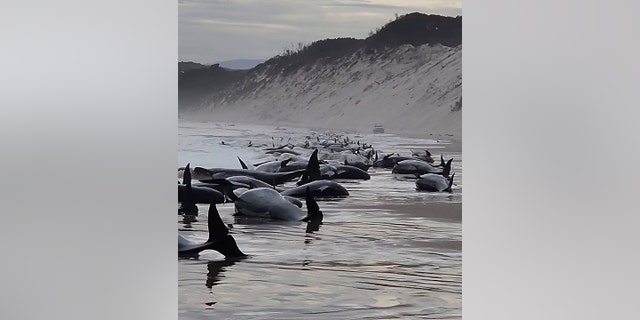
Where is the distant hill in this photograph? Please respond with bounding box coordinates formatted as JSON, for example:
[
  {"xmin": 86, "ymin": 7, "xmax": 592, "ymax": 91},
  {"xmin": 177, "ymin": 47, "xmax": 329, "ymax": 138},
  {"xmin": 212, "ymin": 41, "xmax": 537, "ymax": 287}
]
[
  {"xmin": 216, "ymin": 59, "xmax": 264, "ymax": 70},
  {"xmin": 178, "ymin": 64, "xmax": 248, "ymax": 107},
  {"xmin": 178, "ymin": 61, "xmax": 207, "ymax": 73}
]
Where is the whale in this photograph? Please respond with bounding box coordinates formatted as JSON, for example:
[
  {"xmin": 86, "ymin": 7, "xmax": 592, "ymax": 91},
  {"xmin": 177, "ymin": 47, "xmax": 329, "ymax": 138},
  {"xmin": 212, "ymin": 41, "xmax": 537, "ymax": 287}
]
[
  {"xmin": 296, "ymin": 149, "xmax": 322, "ymax": 185},
  {"xmin": 330, "ymin": 164, "xmax": 370, "ymax": 180},
  {"xmin": 178, "ymin": 203, "xmax": 247, "ymax": 258},
  {"xmin": 392, "ymin": 158, "xmax": 453, "ymax": 177},
  {"xmin": 234, "ymin": 187, "xmax": 323, "ymax": 222},
  {"xmin": 296, "ymin": 149, "xmax": 369, "ymax": 184},
  {"xmin": 202, "ymin": 175, "xmax": 275, "ymax": 190},
  {"xmin": 343, "ymin": 159, "xmax": 371, "ymax": 172},
  {"xmin": 372, "ymin": 154, "xmax": 417, "ymax": 169},
  {"xmin": 411, "ymin": 149, "xmax": 435, "ymax": 163},
  {"xmin": 416, "ymin": 173, "xmax": 455, "ymax": 192},
  {"xmin": 194, "ymin": 166, "xmax": 306, "ymax": 186},
  {"xmin": 209, "ymin": 178, "xmax": 303, "ymax": 208},
  {"xmin": 276, "ymin": 160, "xmax": 311, "ymax": 172},
  {"xmin": 179, "ymin": 164, "xmax": 225, "ymax": 215},
  {"xmin": 282, "ymin": 180, "xmax": 349, "ymax": 198},
  {"xmin": 254, "ymin": 158, "xmax": 295, "ymax": 172}
]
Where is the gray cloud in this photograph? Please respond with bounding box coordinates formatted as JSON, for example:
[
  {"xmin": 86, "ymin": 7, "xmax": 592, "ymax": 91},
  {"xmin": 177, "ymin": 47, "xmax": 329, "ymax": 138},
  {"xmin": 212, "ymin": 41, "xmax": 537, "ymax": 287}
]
[{"xmin": 179, "ymin": 0, "xmax": 461, "ymax": 64}]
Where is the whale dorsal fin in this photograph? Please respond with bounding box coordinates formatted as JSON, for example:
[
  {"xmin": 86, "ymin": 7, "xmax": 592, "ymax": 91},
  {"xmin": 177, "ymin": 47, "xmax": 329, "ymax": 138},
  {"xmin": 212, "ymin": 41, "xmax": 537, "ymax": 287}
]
[
  {"xmin": 237, "ymin": 156, "xmax": 249, "ymax": 170},
  {"xmin": 301, "ymin": 187, "xmax": 323, "ymax": 223},
  {"xmin": 207, "ymin": 203, "xmax": 229, "ymax": 242},
  {"xmin": 183, "ymin": 163, "xmax": 192, "ymax": 188},
  {"xmin": 442, "ymin": 158, "xmax": 453, "ymax": 177},
  {"xmin": 280, "ymin": 158, "xmax": 292, "ymax": 168},
  {"xmin": 207, "ymin": 203, "xmax": 247, "ymax": 257},
  {"xmin": 298, "ymin": 149, "xmax": 320, "ymax": 185}
]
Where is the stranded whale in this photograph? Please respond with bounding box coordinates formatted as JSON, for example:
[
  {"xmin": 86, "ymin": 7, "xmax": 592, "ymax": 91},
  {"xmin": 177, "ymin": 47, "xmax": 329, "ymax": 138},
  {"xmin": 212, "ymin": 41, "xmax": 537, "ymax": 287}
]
[
  {"xmin": 416, "ymin": 173, "xmax": 455, "ymax": 193},
  {"xmin": 178, "ymin": 203, "xmax": 246, "ymax": 258}
]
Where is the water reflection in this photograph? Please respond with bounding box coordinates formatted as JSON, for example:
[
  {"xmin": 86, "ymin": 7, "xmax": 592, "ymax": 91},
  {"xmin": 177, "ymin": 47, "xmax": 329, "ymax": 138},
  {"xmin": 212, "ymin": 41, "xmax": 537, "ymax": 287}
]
[
  {"xmin": 206, "ymin": 258, "xmax": 245, "ymax": 289},
  {"xmin": 204, "ymin": 257, "xmax": 247, "ymax": 308},
  {"xmin": 181, "ymin": 214, "xmax": 197, "ymax": 226}
]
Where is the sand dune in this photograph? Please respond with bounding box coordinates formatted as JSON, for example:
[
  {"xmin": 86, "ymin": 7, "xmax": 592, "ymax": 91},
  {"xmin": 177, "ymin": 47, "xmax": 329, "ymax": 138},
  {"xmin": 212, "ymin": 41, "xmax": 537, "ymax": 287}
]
[{"xmin": 181, "ymin": 44, "xmax": 461, "ymax": 138}]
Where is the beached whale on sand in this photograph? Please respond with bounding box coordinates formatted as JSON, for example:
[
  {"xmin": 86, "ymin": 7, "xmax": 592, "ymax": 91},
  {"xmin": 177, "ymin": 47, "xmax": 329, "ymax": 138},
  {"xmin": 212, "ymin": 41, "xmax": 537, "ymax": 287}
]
[
  {"xmin": 194, "ymin": 166, "xmax": 306, "ymax": 186},
  {"xmin": 411, "ymin": 149, "xmax": 435, "ymax": 163},
  {"xmin": 392, "ymin": 158, "xmax": 453, "ymax": 177},
  {"xmin": 234, "ymin": 187, "xmax": 323, "ymax": 222},
  {"xmin": 282, "ymin": 180, "xmax": 349, "ymax": 198},
  {"xmin": 178, "ymin": 203, "xmax": 246, "ymax": 258},
  {"xmin": 416, "ymin": 173, "xmax": 455, "ymax": 193},
  {"xmin": 204, "ymin": 178, "xmax": 303, "ymax": 208},
  {"xmin": 372, "ymin": 154, "xmax": 416, "ymax": 168},
  {"xmin": 179, "ymin": 164, "xmax": 225, "ymax": 215}
]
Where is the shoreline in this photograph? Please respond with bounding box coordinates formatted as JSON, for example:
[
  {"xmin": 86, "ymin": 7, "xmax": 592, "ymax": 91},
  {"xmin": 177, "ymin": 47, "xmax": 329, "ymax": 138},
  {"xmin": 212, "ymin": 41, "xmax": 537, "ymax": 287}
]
[{"xmin": 178, "ymin": 114, "xmax": 462, "ymax": 153}]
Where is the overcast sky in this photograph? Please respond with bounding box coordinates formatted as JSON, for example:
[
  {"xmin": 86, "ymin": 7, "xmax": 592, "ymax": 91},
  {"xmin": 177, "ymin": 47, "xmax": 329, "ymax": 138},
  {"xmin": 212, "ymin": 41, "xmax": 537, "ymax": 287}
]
[{"xmin": 179, "ymin": 0, "xmax": 461, "ymax": 64}]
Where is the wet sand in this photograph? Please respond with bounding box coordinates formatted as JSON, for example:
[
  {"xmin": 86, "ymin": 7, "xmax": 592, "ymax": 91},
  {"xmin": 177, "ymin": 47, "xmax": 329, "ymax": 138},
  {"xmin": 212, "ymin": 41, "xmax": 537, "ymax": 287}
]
[{"xmin": 347, "ymin": 202, "xmax": 462, "ymax": 222}]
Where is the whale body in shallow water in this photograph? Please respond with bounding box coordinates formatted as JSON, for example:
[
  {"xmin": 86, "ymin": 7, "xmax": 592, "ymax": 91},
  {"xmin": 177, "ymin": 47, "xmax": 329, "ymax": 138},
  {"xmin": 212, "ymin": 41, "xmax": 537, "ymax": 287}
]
[
  {"xmin": 282, "ymin": 180, "xmax": 349, "ymax": 198},
  {"xmin": 234, "ymin": 188, "xmax": 305, "ymax": 221},
  {"xmin": 392, "ymin": 158, "xmax": 453, "ymax": 177},
  {"xmin": 416, "ymin": 173, "xmax": 455, "ymax": 193},
  {"xmin": 179, "ymin": 164, "xmax": 225, "ymax": 215},
  {"xmin": 234, "ymin": 187, "xmax": 323, "ymax": 222},
  {"xmin": 195, "ymin": 166, "xmax": 306, "ymax": 186}
]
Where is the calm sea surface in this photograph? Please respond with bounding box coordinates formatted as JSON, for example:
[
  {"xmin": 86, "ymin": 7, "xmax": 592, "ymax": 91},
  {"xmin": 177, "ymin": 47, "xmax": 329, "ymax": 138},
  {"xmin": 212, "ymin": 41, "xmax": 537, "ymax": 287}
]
[{"xmin": 178, "ymin": 119, "xmax": 462, "ymax": 319}]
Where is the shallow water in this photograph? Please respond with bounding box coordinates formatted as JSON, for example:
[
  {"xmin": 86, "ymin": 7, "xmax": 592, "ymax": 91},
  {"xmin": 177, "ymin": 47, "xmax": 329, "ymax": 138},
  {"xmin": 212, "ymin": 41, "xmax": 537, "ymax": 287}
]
[{"xmin": 178, "ymin": 119, "xmax": 462, "ymax": 319}]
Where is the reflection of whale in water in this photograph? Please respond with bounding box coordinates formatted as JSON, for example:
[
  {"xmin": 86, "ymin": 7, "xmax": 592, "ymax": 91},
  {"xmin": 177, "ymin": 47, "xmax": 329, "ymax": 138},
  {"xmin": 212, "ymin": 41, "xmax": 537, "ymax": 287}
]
[
  {"xmin": 302, "ymin": 188, "xmax": 323, "ymax": 233},
  {"xmin": 178, "ymin": 203, "xmax": 246, "ymax": 258},
  {"xmin": 205, "ymin": 258, "xmax": 245, "ymax": 289}
]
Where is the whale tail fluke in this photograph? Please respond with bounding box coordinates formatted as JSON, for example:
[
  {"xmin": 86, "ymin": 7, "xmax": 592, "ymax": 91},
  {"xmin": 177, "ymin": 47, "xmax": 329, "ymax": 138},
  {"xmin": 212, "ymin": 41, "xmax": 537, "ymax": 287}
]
[
  {"xmin": 207, "ymin": 203, "xmax": 247, "ymax": 257},
  {"xmin": 446, "ymin": 172, "xmax": 456, "ymax": 193},
  {"xmin": 440, "ymin": 154, "xmax": 445, "ymax": 167}
]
